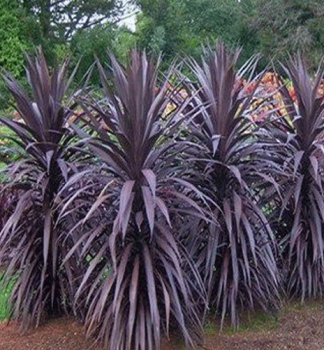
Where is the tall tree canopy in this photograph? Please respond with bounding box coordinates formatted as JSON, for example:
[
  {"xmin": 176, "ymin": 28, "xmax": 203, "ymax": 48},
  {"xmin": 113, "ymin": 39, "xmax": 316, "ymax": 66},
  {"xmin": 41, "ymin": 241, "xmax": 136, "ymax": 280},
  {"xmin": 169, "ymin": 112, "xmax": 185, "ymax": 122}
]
[
  {"xmin": 134, "ymin": 0, "xmax": 258, "ymax": 63},
  {"xmin": 21, "ymin": 0, "xmax": 124, "ymax": 42},
  {"xmin": 251, "ymin": 0, "xmax": 324, "ymax": 67},
  {"xmin": 0, "ymin": 0, "xmax": 29, "ymax": 77},
  {"xmin": 133, "ymin": 0, "xmax": 324, "ymax": 70}
]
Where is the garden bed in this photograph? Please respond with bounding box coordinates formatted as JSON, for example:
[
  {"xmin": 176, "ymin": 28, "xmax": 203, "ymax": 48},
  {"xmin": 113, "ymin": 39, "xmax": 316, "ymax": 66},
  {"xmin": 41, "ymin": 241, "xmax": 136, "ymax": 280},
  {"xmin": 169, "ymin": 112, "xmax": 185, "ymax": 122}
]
[{"xmin": 1, "ymin": 300, "xmax": 324, "ymax": 350}]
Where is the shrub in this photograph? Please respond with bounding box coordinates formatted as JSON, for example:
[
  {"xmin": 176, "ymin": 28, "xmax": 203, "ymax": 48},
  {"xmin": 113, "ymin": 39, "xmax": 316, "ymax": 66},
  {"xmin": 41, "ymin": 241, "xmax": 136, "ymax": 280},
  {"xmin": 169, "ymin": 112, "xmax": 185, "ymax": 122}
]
[
  {"xmin": 61, "ymin": 50, "xmax": 209, "ymax": 350},
  {"xmin": 184, "ymin": 42, "xmax": 281, "ymax": 326},
  {"xmin": 0, "ymin": 49, "xmax": 82, "ymax": 330},
  {"xmin": 275, "ymin": 55, "xmax": 324, "ymax": 299}
]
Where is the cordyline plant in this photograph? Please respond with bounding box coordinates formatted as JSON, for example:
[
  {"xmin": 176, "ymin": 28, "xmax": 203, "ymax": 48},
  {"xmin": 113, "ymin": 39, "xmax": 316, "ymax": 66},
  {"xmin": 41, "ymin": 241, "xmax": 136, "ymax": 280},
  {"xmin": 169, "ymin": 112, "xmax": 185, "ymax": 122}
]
[
  {"xmin": 183, "ymin": 42, "xmax": 281, "ymax": 326},
  {"xmin": 61, "ymin": 50, "xmax": 209, "ymax": 350},
  {"xmin": 275, "ymin": 55, "xmax": 324, "ymax": 299},
  {"xmin": 0, "ymin": 49, "xmax": 81, "ymax": 330}
]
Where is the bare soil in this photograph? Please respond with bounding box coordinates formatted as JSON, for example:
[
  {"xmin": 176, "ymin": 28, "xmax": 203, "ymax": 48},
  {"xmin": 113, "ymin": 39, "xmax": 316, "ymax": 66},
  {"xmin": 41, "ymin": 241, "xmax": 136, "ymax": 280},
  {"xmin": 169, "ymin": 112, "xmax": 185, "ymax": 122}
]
[{"xmin": 1, "ymin": 300, "xmax": 324, "ymax": 350}]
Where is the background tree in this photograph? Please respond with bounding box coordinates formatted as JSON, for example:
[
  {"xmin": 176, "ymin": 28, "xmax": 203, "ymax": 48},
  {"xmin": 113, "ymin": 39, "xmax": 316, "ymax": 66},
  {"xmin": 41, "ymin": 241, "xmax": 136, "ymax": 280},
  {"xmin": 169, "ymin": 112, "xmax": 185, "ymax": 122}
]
[
  {"xmin": 251, "ymin": 0, "xmax": 324, "ymax": 69},
  {"xmin": 6, "ymin": 0, "xmax": 127, "ymax": 66},
  {"xmin": 134, "ymin": 0, "xmax": 259, "ymax": 65},
  {"xmin": 21, "ymin": 0, "xmax": 124, "ymax": 41},
  {"xmin": 0, "ymin": 0, "xmax": 29, "ymax": 77},
  {"xmin": 133, "ymin": 0, "xmax": 324, "ymax": 70},
  {"xmin": 0, "ymin": 0, "xmax": 30, "ymax": 109},
  {"xmin": 70, "ymin": 23, "xmax": 136, "ymax": 85}
]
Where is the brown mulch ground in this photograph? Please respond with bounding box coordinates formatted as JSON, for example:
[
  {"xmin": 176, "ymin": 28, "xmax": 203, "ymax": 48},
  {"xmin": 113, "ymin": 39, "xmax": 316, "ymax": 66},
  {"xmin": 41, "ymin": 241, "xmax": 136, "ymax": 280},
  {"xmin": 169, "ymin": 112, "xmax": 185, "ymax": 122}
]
[{"xmin": 1, "ymin": 301, "xmax": 324, "ymax": 350}]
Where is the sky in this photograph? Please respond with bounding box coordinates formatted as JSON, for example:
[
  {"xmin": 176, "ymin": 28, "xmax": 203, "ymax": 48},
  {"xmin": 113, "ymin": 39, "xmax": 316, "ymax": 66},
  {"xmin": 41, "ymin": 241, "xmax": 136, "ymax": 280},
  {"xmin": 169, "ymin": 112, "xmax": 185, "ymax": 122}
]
[{"xmin": 118, "ymin": 1, "xmax": 138, "ymax": 31}]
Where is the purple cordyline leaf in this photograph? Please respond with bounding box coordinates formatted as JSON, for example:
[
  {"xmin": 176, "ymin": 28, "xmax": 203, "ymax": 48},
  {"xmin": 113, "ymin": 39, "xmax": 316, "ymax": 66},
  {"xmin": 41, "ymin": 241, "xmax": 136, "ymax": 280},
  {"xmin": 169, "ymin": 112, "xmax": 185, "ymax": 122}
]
[
  {"xmin": 0, "ymin": 118, "xmax": 37, "ymax": 144},
  {"xmin": 169, "ymin": 177, "xmax": 214, "ymax": 208},
  {"xmin": 42, "ymin": 208, "xmax": 52, "ymax": 268},
  {"xmin": 142, "ymin": 169, "xmax": 156, "ymax": 201},
  {"xmin": 309, "ymin": 155, "xmax": 319, "ymax": 184},
  {"xmin": 109, "ymin": 221, "xmax": 119, "ymax": 273},
  {"xmin": 57, "ymin": 158, "xmax": 68, "ymax": 182},
  {"xmin": 256, "ymin": 172, "xmax": 282, "ymax": 198},
  {"xmin": 80, "ymin": 103, "xmax": 109, "ymax": 140},
  {"xmin": 86, "ymin": 264, "xmax": 115, "ymax": 307},
  {"xmin": 159, "ymin": 253, "xmax": 192, "ymax": 347},
  {"xmin": 127, "ymin": 255, "xmax": 140, "ymax": 350},
  {"xmin": 167, "ymin": 189, "xmax": 206, "ymax": 218},
  {"xmin": 143, "ymin": 243, "xmax": 160, "ymax": 348},
  {"xmin": 31, "ymin": 102, "xmax": 43, "ymax": 125},
  {"xmin": 143, "ymin": 89, "xmax": 166, "ymax": 141},
  {"xmin": 313, "ymin": 185, "xmax": 324, "ymax": 221},
  {"xmin": 2, "ymin": 78, "xmax": 42, "ymax": 137},
  {"xmin": 96, "ymin": 59, "xmax": 115, "ymax": 103},
  {"xmin": 33, "ymin": 167, "xmax": 48, "ymax": 187},
  {"xmin": 280, "ymin": 185, "xmax": 295, "ymax": 219},
  {"xmin": 135, "ymin": 211, "xmax": 144, "ymax": 230},
  {"xmin": 118, "ymin": 179, "xmax": 135, "ymax": 233},
  {"xmin": 158, "ymin": 275, "xmax": 171, "ymax": 338},
  {"xmin": 309, "ymin": 196, "xmax": 323, "ymax": 263},
  {"xmin": 143, "ymin": 142, "xmax": 180, "ymax": 170},
  {"xmin": 111, "ymin": 276, "xmax": 130, "ymax": 350},
  {"xmin": 142, "ymin": 186, "xmax": 155, "ymax": 236},
  {"xmin": 82, "ymin": 179, "xmax": 115, "ymax": 224},
  {"xmin": 228, "ymin": 165, "xmax": 243, "ymax": 186},
  {"xmin": 45, "ymin": 150, "xmax": 54, "ymax": 172},
  {"xmin": 75, "ymin": 240, "xmax": 110, "ymax": 300},
  {"xmin": 139, "ymin": 299, "xmax": 146, "ymax": 350},
  {"xmin": 289, "ymin": 205, "xmax": 302, "ymax": 253},
  {"xmin": 113, "ymin": 244, "xmax": 131, "ymax": 313},
  {"xmin": 223, "ymin": 200, "xmax": 239, "ymax": 294},
  {"xmin": 62, "ymin": 223, "xmax": 105, "ymax": 264},
  {"xmin": 294, "ymin": 175, "xmax": 304, "ymax": 213},
  {"xmin": 293, "ymin": 150, "xmax": 304, "ymax": 177},
  {"xmin": 55, "ymin": 183, "xmax": 95, "ymax": 221},
  {"xmin": 223, "ymin": 199, "xmax": 232, "ymax": 237},
  {"xmin": 122, "ymin": 196, "xmax": 134, "ymax": 240},
  {"xmin": 55, "ymin": 168, "xmax": 92, "ymax": 196},
  {"xmin": 155, "ymin": 196, "xmax": 171, "ymax": 226},
  {"xmin": 155, "ymin": 234, "xmax": 188, "ymax": 302},
  {"xmin": 51, "ymin": 232, "xmax": 58, "ymax": 300},
  {"xmin": 211, "ymin": 134, "xmax": 221, "ymax": 156},
  {"xmin": 217, "ymin": 251, "xmax": 229, "ymax": 323},
  {"xmin": 90, "ymin": 272, "xmax": 115, "ymax": 322},
  {"xmin": 88, "ymin": 142, "xmax": 130, "ymax": 177},
  {"xmin": 233, "ymin": 191, "xmax": 242, "ymax": 229},
  {"xmin": 109, "ymin": 55, "xmax": 129, "ymax": 105},
  {"xmin": 241, "ymin": 214, "xmax": 257, "ymax": 264},
  {"xmin": 238, "ymin": 229, "xmax": 250, "ymax": 286},
  {"xmin": 154, "ymin": 222, "xmax": 181, "ymax": 262},
  {"xmin": 0, "ymin": 190, "xmax": 33, "ymax": 241}
]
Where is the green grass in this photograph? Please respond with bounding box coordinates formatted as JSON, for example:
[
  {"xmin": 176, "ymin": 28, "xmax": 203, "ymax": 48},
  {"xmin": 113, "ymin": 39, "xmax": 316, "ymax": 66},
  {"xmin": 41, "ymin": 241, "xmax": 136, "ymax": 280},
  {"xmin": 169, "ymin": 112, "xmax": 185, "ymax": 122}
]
[
  {"xmin": 0, "ymin": 273, "xmax": 15, "ymax": 320},
  {"xmin": 203, "ymin": 308, "xmax": 279, "ymax": 335}
]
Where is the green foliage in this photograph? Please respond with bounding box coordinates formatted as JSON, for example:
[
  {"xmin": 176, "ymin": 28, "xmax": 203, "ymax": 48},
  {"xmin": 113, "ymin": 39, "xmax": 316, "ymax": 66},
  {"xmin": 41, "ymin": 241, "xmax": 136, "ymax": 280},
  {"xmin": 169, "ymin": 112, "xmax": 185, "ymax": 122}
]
[
  {"xmin": 133, "ymin": 0, "xmax": 324, "ymax": 70},
  {"xmin": 0, "ymin": 274, "xmax": 15, "ymax": 320},
  {"xmin": 251, "ymin": 0, "xmax": 324, "ymax": 69},
  {"xmin": 0, "ymin": 271, "xmax": 17, "ymax": 320},
  {"xmin": 0, "ymin": 0, "xmax": 31, "ymax": 109},
  {"xmin": 0, "ymin": 0, "xmax": 29, "ymax": 77},
  {"xmin": 0, "ymin": 0, "xmax": 128, "ymax": 72},
  {"xmin": 134, "ymin": 0, "xmax": 257, "ymax": 65},
  {"xmin": 70, "ymin": 24, "xmax": 135, "ymax": 85},
  {"xmin": 21, "ymin": 0, "xmax": 124, "ymax": 42}
]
